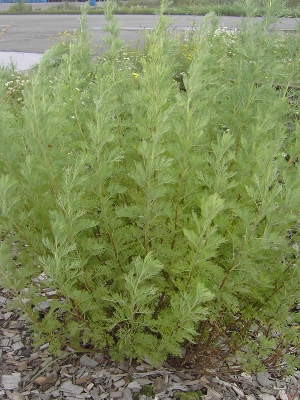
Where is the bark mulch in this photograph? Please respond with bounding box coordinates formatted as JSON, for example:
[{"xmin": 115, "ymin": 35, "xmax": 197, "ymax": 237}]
[{"xmin": 0, "ymin": 286, "xmax": 299, "ymax": 400}]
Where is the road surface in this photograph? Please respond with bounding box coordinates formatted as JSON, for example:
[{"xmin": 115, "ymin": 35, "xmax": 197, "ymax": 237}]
[{"xmin": 0, "ymin": 8, "xmax": 299, "ymax": 55}]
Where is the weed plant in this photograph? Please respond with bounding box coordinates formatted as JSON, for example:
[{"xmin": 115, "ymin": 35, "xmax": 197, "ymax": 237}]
[
  {"xmin": 0, "ymin": 1, "xmax": 299, "ymax": 373},
  {"xmin": 2, "ymin": 0, "xmax": 300, "ymax": 16},
  {"xmin": 45, "ymin": 1, "xmax": 82, "ymax": 11},
  {"xmin": 7, "ymin": 0, "xmax": 32, "ymax": 13}
]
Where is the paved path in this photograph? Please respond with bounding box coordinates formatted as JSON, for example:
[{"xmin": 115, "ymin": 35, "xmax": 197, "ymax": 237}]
[{"xmin": 0, "ymin": 8, "xmax": 299, "ymax": 54}]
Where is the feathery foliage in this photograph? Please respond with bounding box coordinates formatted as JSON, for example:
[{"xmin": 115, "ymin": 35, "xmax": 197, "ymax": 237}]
[{"xmin": 0, "ymin": 0, "xmax": 299, "ymax": 372}]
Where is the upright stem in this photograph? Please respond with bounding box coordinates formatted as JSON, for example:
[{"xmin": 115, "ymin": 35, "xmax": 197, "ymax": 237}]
[{"xmin": 228, "ymin": 81, "xmax": 255, "ymax": 172}]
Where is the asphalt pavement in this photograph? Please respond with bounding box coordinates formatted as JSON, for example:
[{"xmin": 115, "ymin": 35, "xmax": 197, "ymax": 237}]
[{"xmin": 0, "ymin": 6, "xmax": 299, "ymax": 55}]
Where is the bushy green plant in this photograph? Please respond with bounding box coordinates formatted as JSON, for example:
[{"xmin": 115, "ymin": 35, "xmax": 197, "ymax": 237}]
[
  {"xmin": 2, "ymin": 0, "xmax": 300, "ymax": 16},
  {"xmin": 0, "ymin": 2, "xmax": 299, "ymax": 371},
  {"xmin": 7, "ymin": 0, "xmax": 32, "ymax": 13},
  {"xmin": 45, "ymin": 1, "xmax": 82, "ymax": 12}
]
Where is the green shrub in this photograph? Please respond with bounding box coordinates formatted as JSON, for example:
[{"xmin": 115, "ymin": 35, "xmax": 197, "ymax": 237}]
[
  {"xmin": 0, "ymin": 2, "xmax": 299, "ymax": 371},
  {"xmin": 7, "ymin": 0, "xmax": 32, "ymax": 13},
  {"xmin": 46, "ymin": 2, "xmax": 82, "ymax": 11},
  {"xmin": 2, "ymin": 0, "xmax": 300, "ymax": 16}
]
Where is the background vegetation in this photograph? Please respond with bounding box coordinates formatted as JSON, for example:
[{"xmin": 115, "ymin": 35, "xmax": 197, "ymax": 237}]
[
  {"xmin": 0, "ymin": 0, "xmax": 299, "ymax": 373},
  {"xmin": 2, "ymin": 0, "xmax": 300, "ymax": 16}
]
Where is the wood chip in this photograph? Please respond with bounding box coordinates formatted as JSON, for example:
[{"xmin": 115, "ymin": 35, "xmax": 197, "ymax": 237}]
[
  {"xmin": 76, "ymin": 376, "xmax": 92, "ymax": 385},
  {"xmin": 169, "ymin": 382, "xmax": 188, "ymax": 391},
  {"xmin": 121, "ymin": 387, "xmax": 133, "ymax": 400},
  {"xmin": 113, "ymin": 378, "xmax": 126, "ymax": 388},
  {"xmin": 86, "ymin": 382, "xmax": 94, "ymax": 392},
  {"xmin": 135, "ymin": 377, "xmax": 152, "ymax": 385},
  {"xmin": 110, "ymin": 391, "xmax": 123, "ymax": 398},
  {"xmin": 277, "ymin": 390, "xmax": 289, "ymax": 400},
  {"xmin": 153, "ymin": 376, "xmax": 168, "ymax": 394},
  {"xmin": 200, "ymin": 376, "xmax": 211, "ymax": 385},
  {"xmin": 127, "ymin": 381, "xmax": 142, "ymax": 392},
  {"xmin": 60, "ymin": 379, "xmax": 84, "ymax": 395},
  {"xmin": 79, "ymin": 355, "xmax": 99, "ymax": 369},
  {"xmin": 17, "ymin": 360, "xmax": 28, "ymax": 372},
  {"xmin": 231, "ymin": 384, "xmax": 245, "ymax": 397},
  {"xmin": 1, "ymin": 372, "xmax": 21, "ymax": 390},
  {"xmin": 34, "ymin": 374, "xmax": 57, "ymax": 390},
  {"xmin": 90, "ymin": 388, "xmax": 102, "ymax": 400},
  {"xmin": 7, "ymin": 393, "xmax": 26, "ymax": 400},
  {"xmin": 257, "ymin": 372, "xmax": 273, "ymax": 388},
  {"xmin": 206, "ymin": 388, "xmax": 223, "ymax": 399},
  {"xmin": 94, "ymin": 353, "xmax": 105, "ymax": 364}
]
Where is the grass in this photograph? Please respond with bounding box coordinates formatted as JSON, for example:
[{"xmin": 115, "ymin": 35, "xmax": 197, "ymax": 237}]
[{"xmin": 1, "ymin": 0, "xmax": 300, "ymax": 16}]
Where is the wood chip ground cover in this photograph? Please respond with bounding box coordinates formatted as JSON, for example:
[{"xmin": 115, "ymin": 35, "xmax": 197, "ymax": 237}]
[{"xmin": 0, "ymin": 287, "xmax": 299, "ymax": 399}]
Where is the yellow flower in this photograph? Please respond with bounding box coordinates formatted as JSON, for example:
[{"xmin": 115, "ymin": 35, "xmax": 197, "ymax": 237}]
[{"xmin": 132, "ymin": 72, "xmax": 139, "ymax": 79}]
